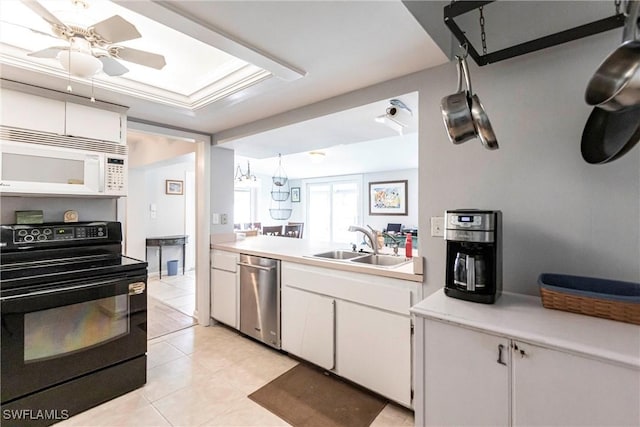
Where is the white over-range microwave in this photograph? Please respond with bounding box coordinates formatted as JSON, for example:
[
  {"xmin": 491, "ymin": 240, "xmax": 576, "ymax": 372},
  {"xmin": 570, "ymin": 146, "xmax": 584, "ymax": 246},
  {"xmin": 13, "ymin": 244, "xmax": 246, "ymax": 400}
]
[{"xmin": 0, "ymin": 126, "xmax": 128, "ymax": 197}]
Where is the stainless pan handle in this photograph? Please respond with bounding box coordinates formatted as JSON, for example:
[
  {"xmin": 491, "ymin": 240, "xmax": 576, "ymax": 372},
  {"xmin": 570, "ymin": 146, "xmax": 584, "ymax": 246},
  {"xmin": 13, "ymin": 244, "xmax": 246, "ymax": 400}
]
[{"xmin": 237, "ymin": 262, "xmax": 276, "ymax": 272}]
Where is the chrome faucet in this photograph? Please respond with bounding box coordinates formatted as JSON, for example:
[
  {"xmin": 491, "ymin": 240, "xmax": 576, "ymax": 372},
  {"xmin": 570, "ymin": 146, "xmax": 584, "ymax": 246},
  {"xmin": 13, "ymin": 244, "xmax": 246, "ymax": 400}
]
[{"xmin": 348, "ymin": 225, "xmax": 378, "ymax": 254}]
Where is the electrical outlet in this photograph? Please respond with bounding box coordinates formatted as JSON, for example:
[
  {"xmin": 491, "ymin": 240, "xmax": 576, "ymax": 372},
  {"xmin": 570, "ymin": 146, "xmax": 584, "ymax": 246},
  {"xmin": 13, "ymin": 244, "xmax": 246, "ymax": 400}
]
[
  {"xmin": 431, "ymin": 216, "xmax": 444, "ymax": 237},
  {"xmin": 221, "ymin": 213, "xmax": 228, "ymax": 225}
]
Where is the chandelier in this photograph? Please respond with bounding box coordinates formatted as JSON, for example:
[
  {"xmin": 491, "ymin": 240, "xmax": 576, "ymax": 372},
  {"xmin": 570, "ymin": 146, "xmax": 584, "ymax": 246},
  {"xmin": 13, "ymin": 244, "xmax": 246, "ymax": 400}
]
[{"xmin": 234, "ymin": 161, "xmax": 256, "ymax": 183}]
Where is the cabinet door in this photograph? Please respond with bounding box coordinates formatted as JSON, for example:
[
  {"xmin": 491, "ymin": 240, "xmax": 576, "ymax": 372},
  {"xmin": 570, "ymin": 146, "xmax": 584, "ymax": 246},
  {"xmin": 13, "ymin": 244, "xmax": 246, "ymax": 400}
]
[
  {"xmin": 422, "ymin": 319, "xmax": 510, "ymax": 426},
  {"xmin": 281, "ymin": 286, "xmax": 335, "ymax": 370},
  {"xmin": 512, "ymin": 341, "xmax": 640, "ymax": 426},
  {"xmin": 65, "ymin": 102, "xmax": 122, "ymax": 143},
  {"xmin": 1, "ymin": 89, "xmax": 65, "ymax": 134},
  {"xmin": 211, "ymin": 268, "xmax": 237, "ymax": 328},
  {"xmin": 336, "ymin": 300, "xmax": 412, "ymax": 406}
]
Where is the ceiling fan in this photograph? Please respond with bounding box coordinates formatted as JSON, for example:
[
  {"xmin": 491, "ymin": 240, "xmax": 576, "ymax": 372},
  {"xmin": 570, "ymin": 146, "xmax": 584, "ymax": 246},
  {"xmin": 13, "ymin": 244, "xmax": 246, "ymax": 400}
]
[{"xmin": 19, "ymin": 0, "xmax": 166, "ymax": 78}]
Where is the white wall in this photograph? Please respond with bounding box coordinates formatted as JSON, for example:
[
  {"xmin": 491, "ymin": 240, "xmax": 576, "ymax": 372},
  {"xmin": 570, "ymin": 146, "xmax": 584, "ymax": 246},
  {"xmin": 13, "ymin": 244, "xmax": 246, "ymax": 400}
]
[{"xmin": 141, "ymin": 154, "xmax": 195, "ymax": 274}]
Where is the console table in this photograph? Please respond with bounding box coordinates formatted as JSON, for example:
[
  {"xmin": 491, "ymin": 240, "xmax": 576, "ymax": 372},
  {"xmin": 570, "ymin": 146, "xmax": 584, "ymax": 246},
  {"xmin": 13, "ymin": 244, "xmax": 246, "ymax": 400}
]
[{"xmin": 145, "ymin": 235, "xmax": 188, "ymax": 279}]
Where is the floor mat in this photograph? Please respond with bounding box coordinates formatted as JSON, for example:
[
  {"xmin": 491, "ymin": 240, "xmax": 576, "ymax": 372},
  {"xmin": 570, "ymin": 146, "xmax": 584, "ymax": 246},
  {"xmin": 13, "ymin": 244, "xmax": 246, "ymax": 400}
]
[
  {"xmin": 248, "ymin": 363, "xmax": 387, "ymax": 427},
  {"xmin": 147, "ymin": 295, "xmax": 196, "ymax": 340}
]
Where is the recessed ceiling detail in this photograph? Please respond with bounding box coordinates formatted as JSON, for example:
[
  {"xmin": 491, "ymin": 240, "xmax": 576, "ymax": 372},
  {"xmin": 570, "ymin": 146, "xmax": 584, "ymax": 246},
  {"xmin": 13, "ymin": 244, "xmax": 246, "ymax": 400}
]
[{"xmin": 0, "ymin": 0, "xmax": 305, "ymax": 109}]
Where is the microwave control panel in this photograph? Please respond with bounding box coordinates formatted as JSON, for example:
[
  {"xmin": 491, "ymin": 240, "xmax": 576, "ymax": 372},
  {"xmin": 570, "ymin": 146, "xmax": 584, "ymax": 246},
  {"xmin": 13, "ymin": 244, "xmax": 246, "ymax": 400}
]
[
  {"xmin": 105, "ymin": 157, "xmax": 126, "ymax": 193},
  {"xmin": 12, "ymin": 225, "xmax": 107, "ymax": 243}
]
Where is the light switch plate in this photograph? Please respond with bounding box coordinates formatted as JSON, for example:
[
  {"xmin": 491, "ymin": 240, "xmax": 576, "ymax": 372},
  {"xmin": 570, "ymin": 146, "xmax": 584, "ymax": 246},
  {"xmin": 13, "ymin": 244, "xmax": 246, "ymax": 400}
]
[
  {"xmin": 212, "ymin": 213, "xmax": 220, "ymax": 225},
  {"xmin": 431, "ymin": 216, "xmax": 444, "ymax": 237}
]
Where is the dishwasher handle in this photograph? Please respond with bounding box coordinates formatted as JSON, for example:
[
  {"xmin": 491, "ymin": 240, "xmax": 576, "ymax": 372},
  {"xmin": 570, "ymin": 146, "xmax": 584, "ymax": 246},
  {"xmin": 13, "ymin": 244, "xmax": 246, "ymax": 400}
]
[{"xmin": 237, "ymin": 262, "xmax": 277, "ymax": 272}]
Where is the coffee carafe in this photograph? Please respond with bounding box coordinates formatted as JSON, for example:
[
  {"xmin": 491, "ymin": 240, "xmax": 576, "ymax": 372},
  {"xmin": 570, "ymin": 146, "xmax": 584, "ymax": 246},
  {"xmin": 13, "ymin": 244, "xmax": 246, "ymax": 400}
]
[
  {"xmin": 445, "ymin": 210, "xmax": 502, "ymax": 304},
  {"xmin": 453, "ymin": 252, "xmax": 487, "ymax": 291}
]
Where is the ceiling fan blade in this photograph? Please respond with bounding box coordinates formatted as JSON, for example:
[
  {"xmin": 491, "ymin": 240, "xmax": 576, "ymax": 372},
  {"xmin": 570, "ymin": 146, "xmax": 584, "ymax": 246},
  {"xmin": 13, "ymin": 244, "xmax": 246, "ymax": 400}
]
[
  {"xmin": 91, "ymin": 15, "xmax": 141, "ymax": 43},
  {"xmin": 28, "ymin": 46, "xmax": 67, "ymax": 58},
  {"xmin": 112, "ymin": 47, "xmax": 166, "ymax": 70},
  {"xmin": 19, "ymin": 0, "xmax": 67, "ymax": 28},
  {"xmin": 97, "ymin": 56, "xmax": 129, "ymax": 76}
]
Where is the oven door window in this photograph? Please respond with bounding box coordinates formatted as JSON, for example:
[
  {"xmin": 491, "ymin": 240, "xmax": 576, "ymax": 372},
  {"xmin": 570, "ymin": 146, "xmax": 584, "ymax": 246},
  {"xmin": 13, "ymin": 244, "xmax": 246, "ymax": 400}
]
[{"xmin": 24, "ymin": 294, "xmax": 129, "ymax": 363}]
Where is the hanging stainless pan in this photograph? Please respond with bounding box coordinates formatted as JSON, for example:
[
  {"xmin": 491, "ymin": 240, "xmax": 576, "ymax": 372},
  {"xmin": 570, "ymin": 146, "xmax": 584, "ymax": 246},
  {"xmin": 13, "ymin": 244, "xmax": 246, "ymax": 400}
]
[
  {"xmin": 585, "ymin": 0, "xmax": 640, "ymax": 111},
  {"xmin": 440, "ymin": 56, "xmax": 476, "ymax": 144},
  {"xmin": 581, "ymin": 105, "xmax": 640, "ymax": 164},
  {"xmin": 460, "ymin": 55, "xmax": 499, "ymax": 150}
]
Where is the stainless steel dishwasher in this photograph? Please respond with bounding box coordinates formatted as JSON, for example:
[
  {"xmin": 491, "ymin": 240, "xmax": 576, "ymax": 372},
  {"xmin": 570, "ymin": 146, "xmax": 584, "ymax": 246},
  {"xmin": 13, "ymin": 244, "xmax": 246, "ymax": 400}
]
[{"xmin": 238, "ymin": 254, "xmax": 281, "ymax": 349}]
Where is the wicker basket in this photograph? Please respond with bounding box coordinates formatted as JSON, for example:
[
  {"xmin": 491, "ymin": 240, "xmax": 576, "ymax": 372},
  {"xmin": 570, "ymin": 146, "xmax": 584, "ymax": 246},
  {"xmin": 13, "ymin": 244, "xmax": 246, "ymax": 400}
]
[{"xmin": 538, "ymin": 274, "xmax": 640, "ymax": 325}]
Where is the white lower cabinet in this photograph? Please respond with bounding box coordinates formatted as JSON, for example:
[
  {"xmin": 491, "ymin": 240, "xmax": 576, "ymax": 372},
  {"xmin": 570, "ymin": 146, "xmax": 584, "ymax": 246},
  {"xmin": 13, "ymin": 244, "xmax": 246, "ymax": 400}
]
[
  {"xmin": 422, "ymin": 320, "xmax": 510, "ymax": 426},
  {"xmin": 281, "ymin": 287, "xmax": 335, "ymax": 370},
  {"xmin": 211, "ymin": 268, "xmax": 238, "ymax": 328},
  {"xmin": 281, "ymin": 261, "xmax": 419, "ymax": 407},
  {"xmin": 512, "ymin": 341, "xmax": 640, "ymax": 426},
  {"xmin": 336, "ymin": 299, "xmax": 412, "ymax": 406},
  {"xmin": 418, "ymin": 316, "xmax": 640, "ymax": 427},
  {"xmin": 210, "ymin": 250, "xmax": 239, "ymax": 328}
]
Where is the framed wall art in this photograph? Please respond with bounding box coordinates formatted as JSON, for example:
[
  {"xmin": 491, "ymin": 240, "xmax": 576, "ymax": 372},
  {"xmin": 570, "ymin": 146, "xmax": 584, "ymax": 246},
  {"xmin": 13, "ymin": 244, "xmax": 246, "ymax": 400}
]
[
  {"xmin": 291, "ymin": 187, "xmax": 301, "ymax": 203},
  {"xmin": 165, "ymin": 180, "xmax": 184, "ymax": 195},
  {"xmin": 368, "ymin": 180, "xmax": 408, "ymax": 215}
]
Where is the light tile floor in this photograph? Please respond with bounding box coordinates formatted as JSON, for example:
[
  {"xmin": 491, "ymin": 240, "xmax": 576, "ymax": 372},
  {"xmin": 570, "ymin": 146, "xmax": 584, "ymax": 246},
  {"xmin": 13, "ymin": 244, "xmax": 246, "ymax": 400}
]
[
  {"xmin": 58, "ymin": 324, "xmax": 415, "ymax": 427},
  {"xmin": 148, "ymin": 270, "xmax": 196, "ymax": 317}
]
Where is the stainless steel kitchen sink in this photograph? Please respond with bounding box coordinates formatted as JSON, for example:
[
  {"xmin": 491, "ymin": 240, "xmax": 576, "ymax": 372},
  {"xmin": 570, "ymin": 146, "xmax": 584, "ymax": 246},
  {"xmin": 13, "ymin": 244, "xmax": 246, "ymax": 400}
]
[
  {"xmin": 312, "ymin": 250, "xmax": 364, "ymax": 260},
  {"xmin": 349, "ymin": 254, "xmax": 411, "ymax": 267}
]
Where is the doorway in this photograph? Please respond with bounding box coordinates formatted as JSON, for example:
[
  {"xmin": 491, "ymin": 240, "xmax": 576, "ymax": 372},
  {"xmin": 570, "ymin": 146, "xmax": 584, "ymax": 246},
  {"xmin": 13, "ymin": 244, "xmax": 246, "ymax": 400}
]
[{"xmin": 120, "ymin": 125, "xmax": 210, "ymax": 336}]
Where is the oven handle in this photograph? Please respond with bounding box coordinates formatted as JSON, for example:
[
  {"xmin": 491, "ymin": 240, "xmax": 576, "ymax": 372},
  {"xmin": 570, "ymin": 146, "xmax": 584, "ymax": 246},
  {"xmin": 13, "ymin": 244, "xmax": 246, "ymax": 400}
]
[{"xmin": 0, "ymin": 279, "xmax": 145, "ymax": 301}]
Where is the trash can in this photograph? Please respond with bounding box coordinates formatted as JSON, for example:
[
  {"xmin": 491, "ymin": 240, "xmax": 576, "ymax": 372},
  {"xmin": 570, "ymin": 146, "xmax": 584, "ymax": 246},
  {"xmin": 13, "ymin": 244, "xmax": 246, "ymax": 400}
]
[{"xmin": 167, "ymin": 260, "xmax": 179, "ymax": 276}]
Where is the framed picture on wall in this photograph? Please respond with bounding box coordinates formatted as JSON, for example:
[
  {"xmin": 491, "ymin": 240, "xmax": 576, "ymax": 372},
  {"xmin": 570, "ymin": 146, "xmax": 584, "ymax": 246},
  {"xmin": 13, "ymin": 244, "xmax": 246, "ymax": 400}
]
[
  {"xmin": 291, "ymin": 187, "xmax": 301, "ymax": 203},
  {"xmin": 369, "ymin": 180, "xmax": 408, "ymax": 215},
  {"xmin": 165, "ymin": 180, "xmax": 184, "ymax": 195}
]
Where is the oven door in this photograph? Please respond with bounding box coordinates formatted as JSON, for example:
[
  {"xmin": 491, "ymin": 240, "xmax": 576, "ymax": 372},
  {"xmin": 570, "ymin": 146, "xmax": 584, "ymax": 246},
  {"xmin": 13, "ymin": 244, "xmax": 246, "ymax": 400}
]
[{"xmin": 0, "ymin": 274, "xmax": 147, "ymax": 404}]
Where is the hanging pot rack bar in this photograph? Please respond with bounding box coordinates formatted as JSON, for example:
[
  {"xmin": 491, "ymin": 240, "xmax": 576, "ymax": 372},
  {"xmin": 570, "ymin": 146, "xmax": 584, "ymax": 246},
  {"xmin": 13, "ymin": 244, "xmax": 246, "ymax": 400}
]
[{"xmin": 444, "ymin": 0, "xmax": 625, "ymax": 66}]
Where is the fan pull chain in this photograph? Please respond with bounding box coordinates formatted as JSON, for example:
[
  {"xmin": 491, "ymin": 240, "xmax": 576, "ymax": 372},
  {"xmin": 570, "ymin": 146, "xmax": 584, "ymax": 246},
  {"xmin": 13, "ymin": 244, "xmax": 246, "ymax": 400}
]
[{"xmin": 66, "ymin": 42, "xmax": 73, "ymax": 93}]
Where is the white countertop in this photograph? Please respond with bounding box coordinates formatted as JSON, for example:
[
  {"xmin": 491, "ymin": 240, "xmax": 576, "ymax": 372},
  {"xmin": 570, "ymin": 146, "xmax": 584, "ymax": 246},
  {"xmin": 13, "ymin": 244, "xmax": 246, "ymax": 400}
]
[
  {"xmin": 411, "ymin": 290, "xmax": 640, "ymax": 369},
  {"xmin": 211, "ymin": 235, "xmax": 423, "ymax": 282}
]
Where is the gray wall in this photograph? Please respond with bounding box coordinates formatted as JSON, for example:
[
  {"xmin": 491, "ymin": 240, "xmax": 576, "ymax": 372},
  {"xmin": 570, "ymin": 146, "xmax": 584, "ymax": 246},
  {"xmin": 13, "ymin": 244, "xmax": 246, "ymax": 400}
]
[
  {"xmin": 1, "ymin": 197, "xmax": 117, "ymax": 224},
  {"xmin": 419, "ymin": 31, "xmax": 639, "ymax": 296},
  {"xmin": 216, "ymin": 28, "xmax": 639, "ymax": 297},
  {"xmin": 210, "ymin": 146, "xmax": 235, "ymax": 235}
]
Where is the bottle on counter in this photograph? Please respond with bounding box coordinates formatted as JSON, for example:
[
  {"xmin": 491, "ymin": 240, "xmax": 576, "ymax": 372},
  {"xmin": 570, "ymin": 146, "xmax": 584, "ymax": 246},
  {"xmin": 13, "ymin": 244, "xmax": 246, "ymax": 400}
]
[
  {"xmin": 376, "ymin": 231, "xmax": 385, "ymax": 249},
  {"xmin": 405, "ymin": 233, "xmax": 413, "ymax": 258}
]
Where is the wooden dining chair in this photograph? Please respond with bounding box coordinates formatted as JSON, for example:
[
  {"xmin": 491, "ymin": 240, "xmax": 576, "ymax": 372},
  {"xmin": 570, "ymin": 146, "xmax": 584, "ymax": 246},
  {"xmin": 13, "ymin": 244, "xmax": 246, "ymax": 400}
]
[
  {"xmin": 287, "ymin": 222, "xmax": 304, "ymax": 238},
  {"xmin": 262, "ymin": 225, "xmax": 283, "ymax": 236},
  {"xmin": 284, "ymin": 224, "xmax": 302, "ymax": 238}
]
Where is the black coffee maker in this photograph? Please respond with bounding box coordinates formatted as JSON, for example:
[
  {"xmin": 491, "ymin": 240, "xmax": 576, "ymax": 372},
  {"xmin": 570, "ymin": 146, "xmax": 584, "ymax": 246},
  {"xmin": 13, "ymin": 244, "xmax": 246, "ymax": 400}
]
[{"xmin": 444, "ymin": 209, "xmax": 502, "ymax": 304}]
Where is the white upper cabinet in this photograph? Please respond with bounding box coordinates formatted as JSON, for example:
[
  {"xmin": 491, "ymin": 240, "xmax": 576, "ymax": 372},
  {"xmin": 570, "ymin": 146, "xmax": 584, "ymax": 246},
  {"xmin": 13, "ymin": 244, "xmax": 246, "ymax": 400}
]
[
  {"xmin": 1, "ymin": 89, "xmax": 65, "ymax": 135},
  {"xmin": 65, "ymin": 102, "xmax": 122, "ymax": 143},
  {"xmin": 1, "ymin": 88, "xmax": 124, "ymax": 143}
]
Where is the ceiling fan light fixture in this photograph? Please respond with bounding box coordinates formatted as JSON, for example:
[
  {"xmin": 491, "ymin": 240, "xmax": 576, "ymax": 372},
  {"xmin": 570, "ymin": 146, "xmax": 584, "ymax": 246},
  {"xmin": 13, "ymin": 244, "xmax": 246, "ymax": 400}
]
[{"xmin": 58, "ymin": 50, "xmax": 103, "ymax": 78}]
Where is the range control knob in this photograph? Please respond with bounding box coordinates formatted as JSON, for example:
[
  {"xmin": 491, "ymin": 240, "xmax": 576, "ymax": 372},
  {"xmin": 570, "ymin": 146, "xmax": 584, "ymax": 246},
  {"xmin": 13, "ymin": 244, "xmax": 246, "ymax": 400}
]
[{"xmin": 24, "ymin": 235, "xmax": 34, "ymax": 242}]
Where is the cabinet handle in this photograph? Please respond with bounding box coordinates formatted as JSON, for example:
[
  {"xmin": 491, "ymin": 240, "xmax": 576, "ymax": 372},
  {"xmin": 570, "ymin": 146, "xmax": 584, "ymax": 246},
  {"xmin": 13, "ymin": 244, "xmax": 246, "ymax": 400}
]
[{"xmin": 497, "ymin": 344, "xmax": 507, "ymax": 365}]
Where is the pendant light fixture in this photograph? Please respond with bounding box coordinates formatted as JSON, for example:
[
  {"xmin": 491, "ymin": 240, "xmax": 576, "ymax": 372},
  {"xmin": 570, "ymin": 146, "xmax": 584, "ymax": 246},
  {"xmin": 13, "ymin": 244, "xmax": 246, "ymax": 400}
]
[{"xmin": 269, "ymin": 153, "xmax": 292, "ymax": 220}]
